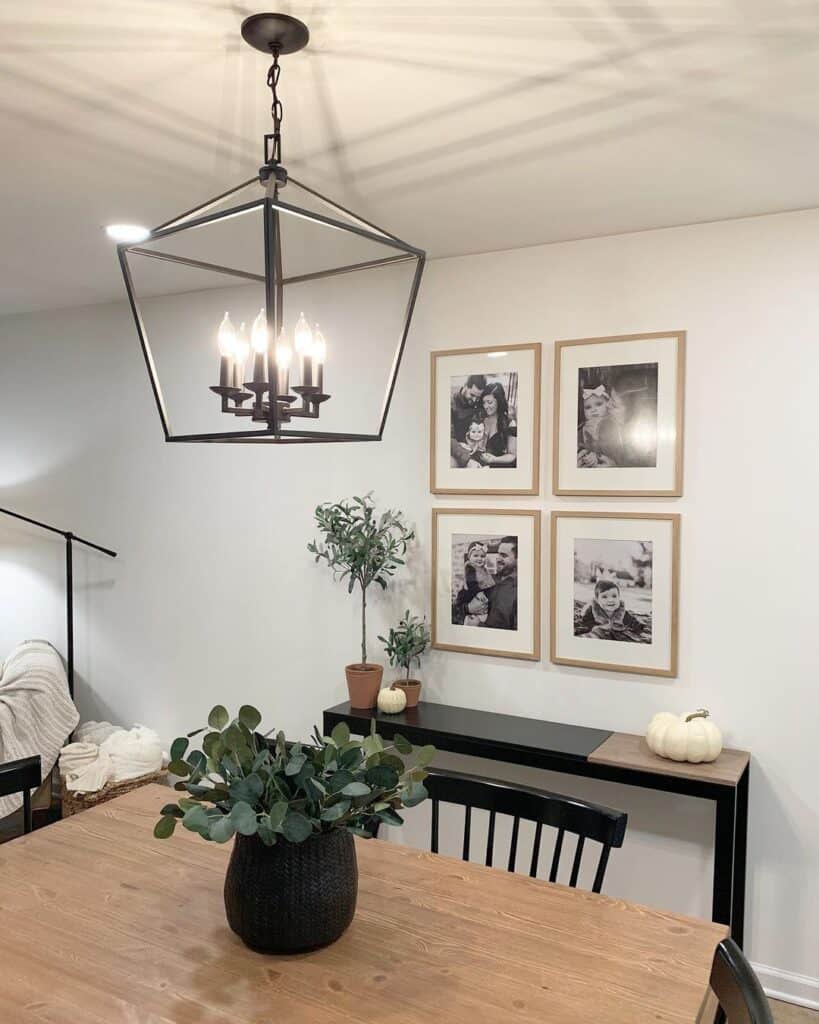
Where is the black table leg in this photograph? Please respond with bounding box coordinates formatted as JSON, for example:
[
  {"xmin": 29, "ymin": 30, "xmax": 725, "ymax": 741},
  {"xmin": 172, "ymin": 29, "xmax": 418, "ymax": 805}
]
[
  {"xmin": 712, "ymin": 789, "xmax": 736, "ymax": 931},
  {"xmin": 730, "ymin": 765, "xmax": 749, "ymax": 948}
]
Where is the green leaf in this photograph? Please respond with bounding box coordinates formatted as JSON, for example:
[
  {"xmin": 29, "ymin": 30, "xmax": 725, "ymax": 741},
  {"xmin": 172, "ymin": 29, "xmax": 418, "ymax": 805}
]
[
  {"xmin": 365, "ymin": 765, "xmax": 399, "ymax": 791},
  {"xmin": 267, "ymin": 801, "xmax": 289, "ymax": 831},
  {"xmin": 230, "ymin": 802, "xmax": 259, "ymax": 836},
  {"xmin": 331, "ymin": 722, "xmax": 350, "ymax": 746},
  {"xmin": 153, "ymin": 816, "xmax": 177, "ymax": 839},
  {"xmin": 325, "ymin": 769, "xmax": 353, "ymax": 794},
  {"xmin": 168, "ymin": 759, "xmax": 190, "ymax": 778},
  {"xmin": 320, "ymin": 800, "xmax": 351, "ymax": 822},
  {"xmin": 182, "ymin": 804, "xmax": 211, "ymax": 836},
  {"xmin": 209, "ymin": 815, "xmax": 236, "ymax": 843},
  {"xmin": 202, "ymin": 732, "xmax": 223, "ymax": 758},
  {"xmin": 169, "ymin": 737, "xmax": 189, "ymax": 763},
  {"xmin": 257, "ymin": 817, "xmax": 278, "ymax": 847},
  {"xmin": 160, "ymin": 803, "xmax": 184, "ymax": 819},
  {"xmin": 238, "ymin": 705, "xmax": 262, "ymax": 732},
  {"xmin": 415, "ymin": 745, "xmax": 436, "ymax": 767},
  {"xmin": 393, "ymin": 733, "xmax": 413, "ymax": 755},
  {"xmin": 229, "ymin": 774, "xmax": 264, "ymax": 805},
  {"xmin": 222, "ymin": 722, "xmax": 244, "ymax": 752},
  {"xmin": 401, "ymin": 781, "xmax": 428, "ymax": 808},
  {"xmin": 376, "ymin": 808, "xmax": 405, "ymax": 827},
  {"xmin": 208, "ymin": 705, "xmax": 230, "ymax": 730},
  {"xmin": 281, "ymin": 811, "xmax": 313, "ymax": 843},
  {"xmin": 285, "ymin": 754, "xmax": 307, "ymax": 776},
  {"xmin": 341, "ymin": 781, "xmax": 371, "ymax": 798},
  {"xmin": 380, "ymin": 753, "xmax": 406, "ymax": 774}
]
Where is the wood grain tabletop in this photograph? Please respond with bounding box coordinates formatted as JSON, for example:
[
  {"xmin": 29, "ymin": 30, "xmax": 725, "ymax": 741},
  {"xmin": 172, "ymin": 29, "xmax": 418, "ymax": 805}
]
[
  {"xmin": 0, "ymin": 784, "xmax": 727, "ymax": 1024},
  {"xmin": 589, "ymin": 732, "xmax": 750, "ymax": 787}
]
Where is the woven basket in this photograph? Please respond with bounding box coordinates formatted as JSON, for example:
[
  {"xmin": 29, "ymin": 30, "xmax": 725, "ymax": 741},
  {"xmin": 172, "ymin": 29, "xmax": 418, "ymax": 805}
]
[
  {"xmin": 60, "ymin": 770, "xmax": 165, "ymax": 817},
  {"xmin": 224, "ymin": 828, "xmax": 358, "ymax": 953}
]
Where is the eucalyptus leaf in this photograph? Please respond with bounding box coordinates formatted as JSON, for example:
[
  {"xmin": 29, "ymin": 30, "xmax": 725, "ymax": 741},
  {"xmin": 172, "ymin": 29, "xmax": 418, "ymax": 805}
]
[
  {"xmin": 153, "ymin": 816, "xmax": 177, "ymax": 839},
  {"xmin": 209, "ymin": 815, "xmax": 236, "ymax": 843},
  {"xmin": 208, "ymin": 705, "xmax": 229, "ymax": 730},
  {"xmin": 331, "ymin": 722, "xmax": 350, "ymax": 746},
  {"xmin": 168, "ymin": 759, "xmax": 190, "ymax": 778},
  {"xmin": 392, "ymin": 733, "xmax": 413, "ymax": 755},
  {"xmin": 341, "ymin": 781, "xmax": 371, "ymax": 797},
  {"xmin": 320, "ymin": 800, "xmax": 351, "ymax": 822},
  {"xmin": 160, "ymin": 804, "xmax": 184, "ymax": 819},
  {"xmin": 238, "ymin": 705, "xmax": 262, "ymax": 731},
  {"xmin": 281, "ymin": 811, "xmax": 313, "ymax": 843},
  {"xmin": 230, "ymin": 801, "xmax": 259, "ymax": 836},
  {"xmin": 169, "ymin": 737, "xmax": 188, "ymax": 763}
]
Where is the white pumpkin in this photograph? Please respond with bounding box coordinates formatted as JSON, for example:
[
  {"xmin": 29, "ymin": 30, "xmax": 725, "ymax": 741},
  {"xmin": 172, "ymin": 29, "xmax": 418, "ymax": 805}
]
[
  {"xmin": 645, "ymin": 708, "xmax": 723, "ymax": 763},
  {"xmin": 377, "ymin": 687, "xmax": 407, "ymax": 714}
]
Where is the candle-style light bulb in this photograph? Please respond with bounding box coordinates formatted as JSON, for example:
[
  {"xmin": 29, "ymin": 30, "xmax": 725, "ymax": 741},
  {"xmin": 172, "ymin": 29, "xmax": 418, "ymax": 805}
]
[
  {"xmin": 276, "ymin": 326, "xmax": 293, "ymax": 397},
  {"xmin": 276, "ymin": 327, "xmax": 293, "ymax": 369},
  {"xmin": 312, "ymin": 325, "xmax": 326, "ymax": 393},
  {"xmin": 294, "ymin": 311, "xmax": 313, "ymax": 355},
  {"xmin": 217, "ymin": 312, "xmax": 237, "ymax": 357},
  {"xmin": 251, "ymin": 308, "xmax": 268, "ymax": 354},
  {"xmin": 234, "ymin": 322, "xmax": 250, "ymax": 388}
]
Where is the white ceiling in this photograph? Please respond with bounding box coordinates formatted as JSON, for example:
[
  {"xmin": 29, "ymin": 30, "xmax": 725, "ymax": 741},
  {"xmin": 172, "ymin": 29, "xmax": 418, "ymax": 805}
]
[{"xmin": 2, "ymin": 0, "xmax": 819, "ymax": 315}]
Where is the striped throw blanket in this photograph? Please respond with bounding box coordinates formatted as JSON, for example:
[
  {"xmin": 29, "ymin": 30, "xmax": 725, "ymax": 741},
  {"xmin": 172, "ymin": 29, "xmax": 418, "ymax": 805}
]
[{"xmin": 0, "ymin": 640, "xmax": 79, "ymax": 819}]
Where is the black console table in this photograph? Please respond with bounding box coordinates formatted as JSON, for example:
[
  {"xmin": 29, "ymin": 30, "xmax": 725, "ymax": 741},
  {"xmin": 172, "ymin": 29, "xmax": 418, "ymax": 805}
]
[{"xmin": 323, "ymin": 700, "xmax": 750, "ymax": 947}]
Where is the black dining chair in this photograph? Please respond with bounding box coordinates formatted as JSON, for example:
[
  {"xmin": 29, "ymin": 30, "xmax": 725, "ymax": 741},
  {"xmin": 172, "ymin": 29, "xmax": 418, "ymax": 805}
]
[
  {"xmin": 0, "ymin": 755, "xmax": 42, "ymax": 836},
  {"xmin": 709, "ymin": 938, "xmax": 773, "ymax": 1024},
  {"xmin": 424, "ymin": 769, "xmax": 627, "ymax": 893}
]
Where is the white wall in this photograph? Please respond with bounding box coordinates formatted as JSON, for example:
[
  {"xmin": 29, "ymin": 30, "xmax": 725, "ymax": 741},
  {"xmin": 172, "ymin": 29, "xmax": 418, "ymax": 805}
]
[{"xmin": 1, "ymin": 208, "xmax": 818, "ymax": 1001}]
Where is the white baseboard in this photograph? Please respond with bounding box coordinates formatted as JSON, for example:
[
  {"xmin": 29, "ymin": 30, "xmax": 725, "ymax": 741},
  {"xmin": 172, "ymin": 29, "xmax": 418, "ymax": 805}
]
[{"xmin": 753, "ymin": 961, "xmax": 819, "ymax": 1011}]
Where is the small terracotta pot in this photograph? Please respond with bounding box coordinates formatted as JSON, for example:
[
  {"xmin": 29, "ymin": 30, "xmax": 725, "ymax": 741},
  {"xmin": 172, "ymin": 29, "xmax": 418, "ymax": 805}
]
[
  {"xmin": 345, "ymin": 664, "xmax": 383, "ymax": 708},
  {"xmin": 391, "ymin": 679, "xmax": 421, "ymax": 708}
]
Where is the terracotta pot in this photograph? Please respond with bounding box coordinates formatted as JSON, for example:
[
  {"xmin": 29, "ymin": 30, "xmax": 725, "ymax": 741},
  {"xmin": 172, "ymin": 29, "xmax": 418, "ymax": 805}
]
[
  {"xmin": 391, "ymin": 679, "xmax": 422, "ymax": 708},
  {"xmin": 345, "ymin": 663, "xmax": 383, "ymax": 708}
]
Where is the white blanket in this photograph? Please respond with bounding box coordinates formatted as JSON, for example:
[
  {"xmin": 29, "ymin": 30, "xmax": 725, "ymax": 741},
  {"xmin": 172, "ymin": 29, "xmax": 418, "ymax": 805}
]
[
  {"xmin": 0, "ymin": 640, "xmax": 79, "ymax": 819},
  {"xmin": 60, "ymin": 723, "xmax": 163, "ymax": 793}
]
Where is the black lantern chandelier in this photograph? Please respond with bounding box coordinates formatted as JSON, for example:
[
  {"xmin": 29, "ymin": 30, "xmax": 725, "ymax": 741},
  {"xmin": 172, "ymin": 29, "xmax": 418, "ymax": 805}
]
[{"xmin": 115, "ymin": 14, "xmax": 425, "ymax": 444}]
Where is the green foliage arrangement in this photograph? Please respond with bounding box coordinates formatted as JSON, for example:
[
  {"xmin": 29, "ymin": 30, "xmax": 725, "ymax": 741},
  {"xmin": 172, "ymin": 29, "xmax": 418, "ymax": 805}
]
[
  {"xmin": 379, "ymin": 610, "xmax": 431, "ymax": 682},
  {"xmin": 154, "ymin": 704, "xmax": 433, "ymax": 845},
  {"xmin": 308, "ymin": 494, "xmax": 414, "ymax": 665}
]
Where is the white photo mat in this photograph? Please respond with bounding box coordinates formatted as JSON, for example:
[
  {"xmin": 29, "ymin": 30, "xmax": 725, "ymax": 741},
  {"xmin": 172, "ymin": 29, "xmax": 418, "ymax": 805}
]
[
  {"xmin": 432, "ymin": 509, "xmax": 540, "ymax": 660},
  {"xmin": 550, "ymin": 512, "xmax": 679, "ymax": 677},
  {"xmin": 554, "ymin": 333, "xmax": 684, "ymax": 495},
  {"xmin": 431, "ymin": 344, "xmax": 541, "ymax": 494}
]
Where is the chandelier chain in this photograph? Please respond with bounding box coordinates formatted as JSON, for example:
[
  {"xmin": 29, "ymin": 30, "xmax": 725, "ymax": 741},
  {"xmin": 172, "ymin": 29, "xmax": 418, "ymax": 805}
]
[{"xmin": 267, "ymin": 44, "xmax": 283, "ymax": 166}]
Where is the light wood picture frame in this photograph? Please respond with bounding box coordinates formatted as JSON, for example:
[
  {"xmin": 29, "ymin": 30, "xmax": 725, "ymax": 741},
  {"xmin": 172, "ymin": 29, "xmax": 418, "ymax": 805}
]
[
  {"xmin": 550, "ymin": 511, "xmax": 680, "ymax": 677},
  {"xmin": 430, "ymin": 343, "xmax": 541, "ymax": 495},
  {"xmin": 553, "ymin": 331, "xmax": 685, "ymax": 496},
  {"xmin": 432, "ymin": 508, "xmax": 541, "ymax": 661}
]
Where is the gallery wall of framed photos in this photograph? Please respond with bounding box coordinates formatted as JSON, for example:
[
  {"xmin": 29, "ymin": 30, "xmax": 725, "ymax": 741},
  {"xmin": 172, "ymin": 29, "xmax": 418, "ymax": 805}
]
[{"xmin": 429, "ymin": 331, "xmax": 686, "ymax": 677}]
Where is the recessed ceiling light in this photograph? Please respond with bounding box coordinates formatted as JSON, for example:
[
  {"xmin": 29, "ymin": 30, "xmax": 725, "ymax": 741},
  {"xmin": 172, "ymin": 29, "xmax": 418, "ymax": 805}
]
[{"xmin": 105, "ymin": 223, "xmax": 150, "ymax": 244}]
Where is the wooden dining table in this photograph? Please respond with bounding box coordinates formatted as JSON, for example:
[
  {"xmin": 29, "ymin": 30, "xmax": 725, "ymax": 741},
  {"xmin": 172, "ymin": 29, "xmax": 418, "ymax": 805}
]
[{"xmin": 0, "ymin": 785, "xmax": 727, "ymax": 1023}]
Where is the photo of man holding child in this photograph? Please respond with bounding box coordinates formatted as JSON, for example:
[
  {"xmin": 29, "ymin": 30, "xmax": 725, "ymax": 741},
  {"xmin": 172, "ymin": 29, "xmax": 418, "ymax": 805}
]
[
  {"xmin": 573, "ymin": 538, "xmax": 653, "ymax": 644},
  {"xmin": 450, "ymin": 534, "xmax": 518, "ymax": 631},
  {"xmin": 576, "ymin": 362, "xmax": 658, "ymax": 469},
  {"xmin": 450, "ymin": 372, "xmax": 518, "ymax": 470}
]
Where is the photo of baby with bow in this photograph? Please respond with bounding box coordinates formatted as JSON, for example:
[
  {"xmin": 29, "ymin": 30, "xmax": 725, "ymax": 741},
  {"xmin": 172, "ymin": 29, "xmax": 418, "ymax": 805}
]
[{"xmin": 576, "ymin": 363, "xmax": 658, "ymax": 469}]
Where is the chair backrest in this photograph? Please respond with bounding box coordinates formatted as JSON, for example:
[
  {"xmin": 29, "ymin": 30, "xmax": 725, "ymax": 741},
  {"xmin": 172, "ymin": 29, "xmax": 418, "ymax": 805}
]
[
  {"xmin": 710, "ymin": 939, "xmax": 773, "ymax": 1024},
  {"xmin": 425, "ymin": 769, "xmax": 627, "ymax": 893},
  {"xmin": 0, "ymin": 755, "xmax": 41, "ymax": 835}
]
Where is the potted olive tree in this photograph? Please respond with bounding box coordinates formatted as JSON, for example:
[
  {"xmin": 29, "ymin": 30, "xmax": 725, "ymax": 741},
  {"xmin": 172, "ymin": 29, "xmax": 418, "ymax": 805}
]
[
  {"xmin": 379, "ymin": 610, "xmax": 430, "ymax": 708},
  {"xmin": 155, "ymin": 704, "xmax": 433, "ymax": 953},
  {"xmin": 308, "ymin": 494, "xmax": 414, "ymax": 708}
]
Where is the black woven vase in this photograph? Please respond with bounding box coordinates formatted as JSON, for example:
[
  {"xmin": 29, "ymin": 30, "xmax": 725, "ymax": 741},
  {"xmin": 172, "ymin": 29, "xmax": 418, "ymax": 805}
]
[{"xmin": 224, "ymin": 828, "xmax": 358, "ymax": 953}]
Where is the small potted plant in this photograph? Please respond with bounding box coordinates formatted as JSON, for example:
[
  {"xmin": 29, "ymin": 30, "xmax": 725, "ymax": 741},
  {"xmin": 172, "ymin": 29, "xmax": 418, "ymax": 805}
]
[
  {"xmin": 309, "ymin": 494, "xmax": 414, "ymax": 708},
  {"xmin": 155, "ymin": 704, "xmax": 433, "ymax": 954},
  {"xmin": 379, "ymin": 610, "xmax": 430, "ymax": 708}
]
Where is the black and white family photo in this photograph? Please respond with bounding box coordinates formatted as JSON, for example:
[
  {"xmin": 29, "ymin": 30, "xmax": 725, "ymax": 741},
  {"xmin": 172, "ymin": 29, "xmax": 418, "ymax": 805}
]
[
  {"xmin": 450, "ymin": 372, "xmax": 518, "ymax": 469},
  {"xmin": 573, "ymin": 538, "xmax": 652, "ymax": 643},
  {"xmin": 576, "ymin": 362, "xmax": 658, "ymax": 469},
  {"xmin": 451, "ymin": 534, "xmax": 518, "ymax": 630}
]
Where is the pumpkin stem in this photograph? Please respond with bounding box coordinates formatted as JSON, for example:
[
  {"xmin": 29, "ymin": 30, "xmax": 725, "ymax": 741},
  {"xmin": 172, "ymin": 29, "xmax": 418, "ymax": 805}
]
[{"xmin": 685, "ymin": 708, "xmax": 710, "ymax": 723}]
